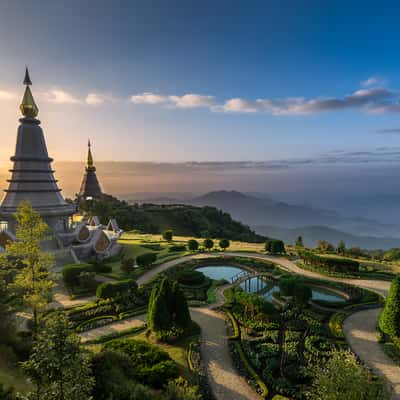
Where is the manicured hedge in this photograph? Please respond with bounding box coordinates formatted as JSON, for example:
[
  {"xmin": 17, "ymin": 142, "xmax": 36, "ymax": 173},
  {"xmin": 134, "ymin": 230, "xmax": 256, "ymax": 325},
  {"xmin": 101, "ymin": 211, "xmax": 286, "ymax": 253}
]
[
  {"xmin": 96, "ymin": 279, "xmax": 138, "ymax": 300},
  {"xmin": 176, "ymin": 270, "xmax": 205, "ymax": 286},
  {"xmin": 233, "ymin": 341, "xmax": 269, "ymax": 398},
  {"xmin": 379, "ymin": 275, "xmax": 400, "ymax": 338},
  {"xmin": 62, "ymin": 263, "xmax": 93, "ymax": 287},
  {"xmin": 225, "ymin": 309, "xmax": 240, "ymax": 339},
  {"xmin": 328, "ymin": 312, "xmax": 346, "ymax": 339},
  {"xmin": 299, "ymin": 250, "xmax": 359, "ymax": 273},
  {"xmin": 136, "ymin": 252, "xmax": 157, "ymax": 268}
]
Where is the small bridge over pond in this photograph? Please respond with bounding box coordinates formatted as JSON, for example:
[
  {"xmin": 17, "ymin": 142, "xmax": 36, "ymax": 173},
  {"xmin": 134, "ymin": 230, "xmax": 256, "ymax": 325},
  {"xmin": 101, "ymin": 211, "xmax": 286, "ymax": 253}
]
[{"xmin": 230, "ymin": 270, "xmax": 276, "ymax": 293}]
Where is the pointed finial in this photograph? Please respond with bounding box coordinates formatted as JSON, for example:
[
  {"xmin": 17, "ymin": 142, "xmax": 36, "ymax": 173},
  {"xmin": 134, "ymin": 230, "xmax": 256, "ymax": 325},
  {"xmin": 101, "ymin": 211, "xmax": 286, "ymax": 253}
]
[
  {"xmin": 87, "ymin": 140, "xmax": 94, "ymax": 168},
  {"xmin": 20, "ymin": 67, "xmax": 39, "ymax": 118},
  {"xmin": 23, "ymin": 67, "xmax": 32, "ymax": 86}
]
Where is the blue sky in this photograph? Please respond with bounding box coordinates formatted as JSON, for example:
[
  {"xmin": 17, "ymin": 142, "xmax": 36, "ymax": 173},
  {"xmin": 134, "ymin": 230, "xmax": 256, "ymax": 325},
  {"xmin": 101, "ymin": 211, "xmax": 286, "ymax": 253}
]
[{"xmin": 2, "ymin": 0, "xmax": 400, "ymax": 163}]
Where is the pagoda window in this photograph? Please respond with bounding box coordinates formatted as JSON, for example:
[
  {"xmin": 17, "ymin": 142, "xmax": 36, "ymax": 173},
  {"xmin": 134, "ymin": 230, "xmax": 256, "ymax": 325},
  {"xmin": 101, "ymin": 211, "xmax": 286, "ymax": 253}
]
[{"xmin": 0, "ymin": 221, "xmax": 8, "ymax": 232}]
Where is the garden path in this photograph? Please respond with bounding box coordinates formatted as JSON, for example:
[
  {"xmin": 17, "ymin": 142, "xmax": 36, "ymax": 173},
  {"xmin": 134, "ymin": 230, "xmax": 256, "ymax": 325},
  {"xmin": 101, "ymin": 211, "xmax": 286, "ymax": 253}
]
[
  {"xmin": 79, "ymin": 314, "xmax": 146, "ymax": 343},
  {"xmin": 344, "ymin": 308, "xmax": 400, "ymax": 399}
]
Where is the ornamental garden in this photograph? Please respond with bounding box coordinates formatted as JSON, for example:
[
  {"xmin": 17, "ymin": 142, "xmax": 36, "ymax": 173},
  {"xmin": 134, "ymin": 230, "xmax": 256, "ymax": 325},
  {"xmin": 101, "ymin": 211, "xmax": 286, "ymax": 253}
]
[{"xmin": 0, "ymin": 203, "xmax": 399, "ymax": 400}]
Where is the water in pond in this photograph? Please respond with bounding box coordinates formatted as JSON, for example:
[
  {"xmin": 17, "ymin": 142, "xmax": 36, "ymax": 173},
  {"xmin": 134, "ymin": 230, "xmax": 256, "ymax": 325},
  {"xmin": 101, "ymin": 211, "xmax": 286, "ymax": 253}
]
[
  {"xmin": 196, "ymin": 265, "xmax": 345, "ymax": 303},
  {"xmin": 260, "ymin": 285, "xmax": 345, "ymax": 303},
  {"xmin": 196, "ymin": 265, "xmax": 245, "ymax": 281}
]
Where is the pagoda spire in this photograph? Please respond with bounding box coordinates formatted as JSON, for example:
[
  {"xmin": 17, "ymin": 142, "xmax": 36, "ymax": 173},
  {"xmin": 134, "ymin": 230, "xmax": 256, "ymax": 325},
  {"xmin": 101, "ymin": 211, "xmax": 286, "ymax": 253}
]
[
  {"xmin": 20, "ymin": 67, "xmax": 39, "ymax": 118},
  {"xmin": 87, "ymin": 139, "xmax": 94, "ymax": 168}
]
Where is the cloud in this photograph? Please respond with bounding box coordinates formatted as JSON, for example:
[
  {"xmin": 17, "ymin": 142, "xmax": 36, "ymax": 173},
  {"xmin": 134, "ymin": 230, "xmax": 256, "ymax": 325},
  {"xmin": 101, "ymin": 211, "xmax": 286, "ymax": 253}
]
[
  {"xmin": 130, "ymin": 92, "xmax": 167, "ymax": 104},
  {"xmin": 43, "ymin": 89, "xmax": 81, "ymax": 104},
  {"xmin": 221, "ymin": 88, "xmax": 395, "ymax": 115},
  {"xmin": 85, "ymin": 93, "xmax": 114, "ymax": 105},
  {"xmin": 223, "ymin": 98, "xmax": 259, "ymax": 113},
  {"xmin": 376, "ymin": 128, "xmax": 400, "ymax": 134},
  {"xmin": 361, "ymin": 75, "xmax": 387, "ymax": 87},
  {"xmin": 0, "ymin": 90, "xmax": 16, "ymax": 100},
  {"xmin": 168, "ymin": 94, "xmax": 214, "ymax": 108}
]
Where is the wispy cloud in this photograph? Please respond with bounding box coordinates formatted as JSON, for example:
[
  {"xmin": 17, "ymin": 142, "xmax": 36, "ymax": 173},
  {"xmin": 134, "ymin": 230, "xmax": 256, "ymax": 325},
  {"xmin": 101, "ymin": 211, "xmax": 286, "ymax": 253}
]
[
  {"xmin": 376, "ymin": 128, "xmax": 400, "ymax": 134},
  {"xmin": 169, "ymin": 94, "xmax": 215, "ymax": 108},
  {"xmin": 130, "ymin": 92, "xmax": 167, "ymax": 104},
  {"xmin": 85, "ymin": 93, "xmax": 115, "ymax": 105},
  {"xmin": 130, "ymin": 92, "xmax": 214, "ymax": 109},
  {"xmin": 361, "ymin": 75, "xmax": 387, "ymax": 87},
  {"xmin": 42, "ymin": 89, "xmax": 81, "ymax": 104},
  {"xmin": 129, "ymin": 83, "xmax": 400, "ymax": 116}
]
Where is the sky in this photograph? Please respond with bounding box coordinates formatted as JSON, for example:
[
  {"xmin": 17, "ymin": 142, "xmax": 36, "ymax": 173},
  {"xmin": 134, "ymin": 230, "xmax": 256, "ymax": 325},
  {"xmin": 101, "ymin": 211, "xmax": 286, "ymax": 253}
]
[{"xmin": 2, "ymin": 0, "xmax": 400, "ymax": 220}]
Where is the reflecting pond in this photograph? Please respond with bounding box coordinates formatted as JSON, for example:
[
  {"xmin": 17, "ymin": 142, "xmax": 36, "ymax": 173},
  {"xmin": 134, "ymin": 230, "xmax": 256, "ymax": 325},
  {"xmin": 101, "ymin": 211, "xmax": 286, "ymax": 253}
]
[
  {"xmin": 196, "ymin": 265, "xmax": 346, "ymax": 303},
  {"xmin": 196, "ymin": 265, "xmax": 245, "ymax": 281}
]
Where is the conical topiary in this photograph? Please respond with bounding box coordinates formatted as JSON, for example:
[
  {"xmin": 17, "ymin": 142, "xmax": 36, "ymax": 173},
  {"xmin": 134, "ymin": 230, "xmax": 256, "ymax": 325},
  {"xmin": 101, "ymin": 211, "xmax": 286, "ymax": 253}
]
[{"xmin": 379, "ymin": 275, "xmax": 400, "ymax": 338}]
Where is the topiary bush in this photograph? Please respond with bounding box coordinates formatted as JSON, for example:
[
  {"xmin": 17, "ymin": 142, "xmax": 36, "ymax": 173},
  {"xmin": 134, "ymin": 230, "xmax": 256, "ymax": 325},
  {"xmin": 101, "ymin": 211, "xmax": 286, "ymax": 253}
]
[
  {"xmin": 148, "ymin": 277, "xmax": 192, "ymax": 340},
  {"xmin": 299, "ymin": 250, "xmax": 359, "ymax": 273},
  {"xmin": 379, "ymin": 275, "xmax": 400, "ymax": 338},
  {"xmin": 62, "ymin": 263, "xmax": 93, "ymax": 287},
  {"xmin": 136, "ymin": 252, "xmax": 157, "ymax": 269},
  {"xmin": 176, "ymin": 270, "xmax": 205, "ymax": 286},
  {"xmin": 187, "ymin": 239, "xmax": 199, "ymax": 251},
  {"xmin": 96, "ymin": 279, "xmax": 138, "ymax": 300}
]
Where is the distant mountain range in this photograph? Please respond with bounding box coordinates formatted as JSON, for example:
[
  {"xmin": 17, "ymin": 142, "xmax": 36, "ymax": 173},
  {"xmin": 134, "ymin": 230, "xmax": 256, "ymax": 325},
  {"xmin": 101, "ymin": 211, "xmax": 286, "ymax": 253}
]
[{"xmin": 123, "ymin": 190, "xmax": 400, "ymax": 249}]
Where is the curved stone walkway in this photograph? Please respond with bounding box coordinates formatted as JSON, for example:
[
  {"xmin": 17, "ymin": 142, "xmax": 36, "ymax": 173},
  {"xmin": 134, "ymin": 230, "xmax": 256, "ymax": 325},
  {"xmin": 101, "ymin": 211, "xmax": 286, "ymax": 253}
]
[
  {"xmin": 59, "ymin": 251, "xmax": 396, "ymax": 400},
  {"xmin": 344, "ymin": 308, "xmax": 400, "ymax": 399}
]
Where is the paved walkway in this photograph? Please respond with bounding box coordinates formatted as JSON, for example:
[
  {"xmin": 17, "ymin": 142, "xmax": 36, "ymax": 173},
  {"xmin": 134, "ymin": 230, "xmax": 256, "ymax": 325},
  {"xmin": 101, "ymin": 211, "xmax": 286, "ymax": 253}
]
[
  {"xmin": 80, "ymin": 314, "xmax": 146, "ymax": 343},
  {"xmin": 191, "ymin": 307, "xmax": 262, "ymax": 400},
  {"xmin": 344, "ymin": 308, "xmax": 400, "ymax": 399}
]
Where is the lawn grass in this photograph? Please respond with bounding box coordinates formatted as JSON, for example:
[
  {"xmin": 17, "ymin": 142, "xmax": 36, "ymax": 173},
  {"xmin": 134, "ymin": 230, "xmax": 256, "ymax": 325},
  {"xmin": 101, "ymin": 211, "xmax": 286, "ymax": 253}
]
[{"xmin": 105, "ymin": 232, "xmax": 265, "ymax": 280}]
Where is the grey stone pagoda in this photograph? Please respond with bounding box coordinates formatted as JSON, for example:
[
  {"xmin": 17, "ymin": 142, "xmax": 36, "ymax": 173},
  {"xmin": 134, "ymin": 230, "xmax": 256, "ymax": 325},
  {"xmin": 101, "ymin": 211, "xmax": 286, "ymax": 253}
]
[
  {"xmin": 0, "ymin": 68, "xmax": 75, "ymax": 233},
  {"xmin": 78, "ymin": 140, "xmax": 103, "ymax": 200}
]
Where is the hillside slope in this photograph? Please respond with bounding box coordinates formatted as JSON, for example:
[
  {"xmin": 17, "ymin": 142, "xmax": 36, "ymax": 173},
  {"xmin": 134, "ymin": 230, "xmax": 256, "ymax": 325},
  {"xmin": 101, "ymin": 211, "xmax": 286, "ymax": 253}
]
[
  {"xmin": 255, "ymin": 225, "xmax": 400, "ymax": 250},
  {"xmin": 80, "ymin": 195, "xmax": 265, "ymax": 242}
]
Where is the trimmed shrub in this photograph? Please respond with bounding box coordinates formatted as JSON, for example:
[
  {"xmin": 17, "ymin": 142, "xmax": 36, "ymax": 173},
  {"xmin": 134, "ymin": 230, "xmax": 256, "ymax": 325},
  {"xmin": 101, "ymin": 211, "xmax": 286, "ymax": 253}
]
[
  {"xmin": 136, "ymin": 252, "xmax": 157, "ymax": 268},
  {"xmin": 96, "ymin": 279, "xmax": 138, "ymax": 300},
  {"xmin": 148, "ymin": 277, "xmax": 192, "ymax": 339},
  {"xmin": 176, "ymin": 270, "xmax": 205, "ymax": 286},
  {"xmin": 187, "ymin": 239, "xmax": 199, "ymax": 251},
  {"xmin": 379, "ymin": 275, "xmax": 400, "ymax": 338},
  {"xmin": 103, "ymin": 339, "xmax": 179, "ymax": 388},
  {"xmin": 168, "ymin": 245, "xmax": 186, "ymax": 252},
  {"xmin": 219, "ymin": 238, "xmax": 230, "ymax": 251},
  {"xmin": 162, "ymin": 230, "xmax": 173, "ymax": 241},
  {"xmin": 62, "ymin": 263, "xmax": 93, "ymax": 287},
  {"xmin": 121, "ymin": 257, "xmax": 135, "ymax": 274},
  {"xmin": 299, "ymin": 250, "xmax": 359, "ymax": 273},
  {"xmin": 203, "ymin": 238, "xmax": 214, "ymax": 251},
  {"xmin": 90, "ymin": 259, "xmax": 112, "ymax": 273},
  {"xmin": 265, "ymin": 239, "xmax": 285, "ymax": 255}
]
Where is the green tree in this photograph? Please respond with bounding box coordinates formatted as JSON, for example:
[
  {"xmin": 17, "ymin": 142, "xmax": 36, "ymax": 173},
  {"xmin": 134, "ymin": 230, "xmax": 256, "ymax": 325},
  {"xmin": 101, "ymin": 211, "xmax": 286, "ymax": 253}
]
[
  {"xmin": 308, "ymin": 350, "xmax": 387, "ymax": 400},
  {"xmin": 337, "ymin": 240, "xmax": 346, "ymax": 256},
  {"xmin": 5, "ymin": 201, "xmax": 55, "ymax": 329},
  {"xmin": 163, "ymin": 230, "xmax": 173, "ymax": 241},
  {"xmin": 316, "ymin": 240, "xmax": 335, "ymax": 253},
  {"xmin": 219, "ymin": 238, "xmax": 230, "ymax": 251},
  {"xmin": 379, "ymin": 275, "xmax": 400, "ymax": 338},
  {"xmin": 148, "ymin": 278, "xmax": 191, "ymax": 338},
  {"xmin": 136, "ymin": 252, "xmax": 157, "ymax": 269},
  {"xmin": 187, "ymin": 239, "xmax": 199, "ymax": 252},
  {"xmin": 23, "ymin": 313, "xmax": 94, "ymax": 400},
  {"xmin": 203, "ymin": 238, "xmax": 214, "ymax": 251},
  {"xmin": 265, "ymin": 239, "xmax": 285, "ymax": 255},
  {"xmin": 121, "ymin": 257, "xmax": 135, "ymax": 274},
  {"xmin": 295, "ymin": 235, "xmax": 304, "ymax": 248}
]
